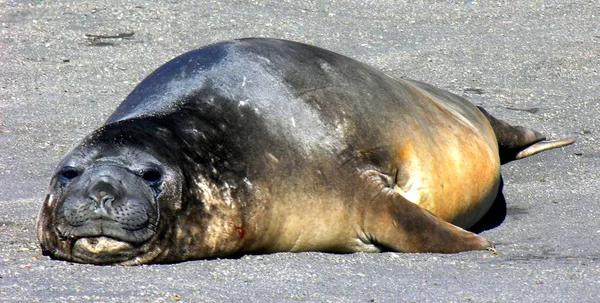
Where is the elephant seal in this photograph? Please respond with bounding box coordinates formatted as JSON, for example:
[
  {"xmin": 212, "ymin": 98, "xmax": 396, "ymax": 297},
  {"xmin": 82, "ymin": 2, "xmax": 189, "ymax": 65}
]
[{"xmin": 37, "ymin": 38, "xmax": 575, "ymax": 264}]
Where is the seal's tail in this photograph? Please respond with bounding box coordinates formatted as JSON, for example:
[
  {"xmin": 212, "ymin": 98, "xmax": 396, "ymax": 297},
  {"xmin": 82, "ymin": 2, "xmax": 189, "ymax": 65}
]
[{"xmin": 477, "ymin": 106, "xmax": 576, "ymax": 164}]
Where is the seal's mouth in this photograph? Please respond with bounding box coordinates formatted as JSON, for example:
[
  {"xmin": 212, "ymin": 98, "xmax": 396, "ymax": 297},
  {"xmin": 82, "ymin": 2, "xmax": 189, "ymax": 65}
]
[
  {"xmin": 74, "ymin": 236, "xmax": 134, "ymax": 254},
  {"xmin": 57, "ymin": 218, "xmax": 157, "ymax": 244},
  {"xmin": 70, "ymin": 236, "xmax": 138, "ymax": 264}
]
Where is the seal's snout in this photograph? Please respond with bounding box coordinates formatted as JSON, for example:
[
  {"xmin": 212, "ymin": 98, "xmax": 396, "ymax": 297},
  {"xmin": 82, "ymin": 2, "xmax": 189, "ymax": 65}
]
[{"xmin": 52, "ymin": 162, "xmax": 159, "ymax": 245}]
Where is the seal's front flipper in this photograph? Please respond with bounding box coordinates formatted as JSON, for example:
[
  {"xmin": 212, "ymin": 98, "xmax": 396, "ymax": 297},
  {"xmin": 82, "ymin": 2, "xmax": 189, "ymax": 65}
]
[
  {"xmin": 360, "ymin": 173, "xmax": 494, "ymax": 253},
  {"xmin": 477, "ymin": 106, "xmax": 576, "ymax": 164}
]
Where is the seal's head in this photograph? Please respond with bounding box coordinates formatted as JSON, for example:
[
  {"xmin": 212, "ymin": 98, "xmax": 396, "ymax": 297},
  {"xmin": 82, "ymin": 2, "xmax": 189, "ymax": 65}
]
[{"xmin": 37, "ymin": 122, "xmax": 184, "ymax": 264}]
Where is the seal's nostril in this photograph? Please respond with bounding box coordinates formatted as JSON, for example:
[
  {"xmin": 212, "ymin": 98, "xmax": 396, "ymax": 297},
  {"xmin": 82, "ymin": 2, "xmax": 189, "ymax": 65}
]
[
  {"xmin": 89, "ymin": 189, "xmax": 116, "ymax": 209},
  {"xmin": 90, "ymin": 192, "xmax": 115, "ymax": 216},
  {"xmin": 101, "ymin": 196, "xmax": 115, "ymax": 207}
]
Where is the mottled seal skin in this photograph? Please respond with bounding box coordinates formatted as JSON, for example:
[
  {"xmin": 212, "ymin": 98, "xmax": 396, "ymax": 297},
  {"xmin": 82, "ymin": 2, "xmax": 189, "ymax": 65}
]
[{"xmin": 37, "ymin": 38, "xmax": 575, "ymax": 264}]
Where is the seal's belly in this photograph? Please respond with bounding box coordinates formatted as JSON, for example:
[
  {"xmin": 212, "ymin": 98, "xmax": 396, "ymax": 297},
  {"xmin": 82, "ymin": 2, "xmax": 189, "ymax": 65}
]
[
  {"xmin": 389, "ymin": 83, "xmax": 501, "ymax": 228},
  {"xmin": 393, "ymin": 131, "xmax": 500, "ymax": 228},
  {"xmin": 247, "ymin": 183, "xmax": 381, "ymax": 253}
]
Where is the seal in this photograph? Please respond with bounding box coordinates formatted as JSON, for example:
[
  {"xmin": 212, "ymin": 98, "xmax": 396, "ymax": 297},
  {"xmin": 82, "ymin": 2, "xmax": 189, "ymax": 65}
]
[{"xmin": 37, "ymin": 38, "xmax": 575, "ymax": 264}]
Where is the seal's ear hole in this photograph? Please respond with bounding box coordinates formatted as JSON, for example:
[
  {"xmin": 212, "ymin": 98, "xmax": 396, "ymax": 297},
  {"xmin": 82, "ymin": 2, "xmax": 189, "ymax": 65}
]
[
  {"xmin": 59, "ymin": 166, "xmax": 80, "ymax": 181},
  {"xmin": 141, "ymin": 169, "xmax": 162, "ymax": 184}
]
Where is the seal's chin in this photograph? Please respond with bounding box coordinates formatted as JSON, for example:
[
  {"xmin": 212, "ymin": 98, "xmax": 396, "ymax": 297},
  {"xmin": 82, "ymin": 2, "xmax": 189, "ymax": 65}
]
[{"xmin": 71, "ymin": 237, "xmax": 137, "ymax": 264}]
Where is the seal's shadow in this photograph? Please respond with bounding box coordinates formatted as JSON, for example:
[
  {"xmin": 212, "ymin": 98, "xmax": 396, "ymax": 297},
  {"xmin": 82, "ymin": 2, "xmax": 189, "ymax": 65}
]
[{"xmin": 468, "ymin": 177, "xmax": 507, "ymax": 234}]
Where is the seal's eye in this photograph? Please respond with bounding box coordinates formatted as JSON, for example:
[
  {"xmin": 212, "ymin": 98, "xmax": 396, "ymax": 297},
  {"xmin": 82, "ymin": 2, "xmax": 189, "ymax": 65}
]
[
  {"xmin": 59, "ymin": 167, "xmax": 80, "ymax": 181},
  {"xmin": 141, "ymin": 169, "xmax": 162, "ymax": 184}
]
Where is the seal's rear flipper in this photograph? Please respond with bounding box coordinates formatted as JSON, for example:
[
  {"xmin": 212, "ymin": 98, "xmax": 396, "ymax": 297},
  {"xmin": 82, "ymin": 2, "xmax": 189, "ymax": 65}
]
[
  {"xmin": 477, "ymin": 106, "xmax": 576, "ymax": 164},
  {"xmin": 514, "ymin": 138, "xmax": 576, "ymax": 160}
]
